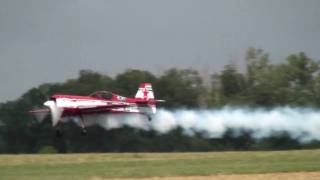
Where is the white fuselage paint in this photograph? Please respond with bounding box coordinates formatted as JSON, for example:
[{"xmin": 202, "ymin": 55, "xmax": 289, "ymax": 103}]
[
  {"xmin": 55, "ymin": 98, "xmax": 141, "ymax": 113},
  {"xmin": 44, "ymin": 98, "xmax": 155, "ymax": 127}
]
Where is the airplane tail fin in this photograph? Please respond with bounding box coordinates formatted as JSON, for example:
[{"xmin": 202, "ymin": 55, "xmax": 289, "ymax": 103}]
[
  {"xmin": 135, "ymin": 83, "xmax": 164, "ymax": 116},
  {"xmin": 135, "ymin": 83, "xmax": 154, "ymax": 100}
]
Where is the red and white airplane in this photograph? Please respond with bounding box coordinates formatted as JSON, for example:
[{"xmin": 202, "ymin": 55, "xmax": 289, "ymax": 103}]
[{"xmin": 30, "ymin": 83, "xmax": 164, "ymax": 134}]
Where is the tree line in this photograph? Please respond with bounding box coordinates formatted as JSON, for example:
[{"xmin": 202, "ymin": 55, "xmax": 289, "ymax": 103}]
[{"xmin": 1, "ymin": 48, "xmax": 320, "ymax": 153}]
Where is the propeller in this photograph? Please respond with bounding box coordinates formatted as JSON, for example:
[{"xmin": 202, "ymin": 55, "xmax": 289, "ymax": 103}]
[{"xmin": 44, "ymin": 100, "xmax": 63, "ymax": 127}]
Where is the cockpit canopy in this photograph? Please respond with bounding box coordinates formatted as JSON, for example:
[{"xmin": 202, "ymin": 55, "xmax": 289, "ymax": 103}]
[{"xmin": 89, "ymin": 91, "xmax": 114, "ymax": 99}]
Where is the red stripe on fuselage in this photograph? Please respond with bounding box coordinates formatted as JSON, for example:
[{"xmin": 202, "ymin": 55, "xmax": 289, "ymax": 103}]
[
  {"xmin": 61, "ymin": 108, "xmax": 144, "ymax": 117},
  {"xmin": 52, "ymin": 94, "xmax": 156, "ymax": 105}
]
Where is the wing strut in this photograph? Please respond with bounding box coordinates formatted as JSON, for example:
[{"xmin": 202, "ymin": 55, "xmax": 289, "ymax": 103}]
[{"xmin": 77, "ymin": 108, "xmax": 87, "ymax": 135}]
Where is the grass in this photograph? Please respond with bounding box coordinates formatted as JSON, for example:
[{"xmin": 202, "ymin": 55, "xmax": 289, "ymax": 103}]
[{"xmin": 0, "ymin": 150, "xmax": 320, "ymax": 180}]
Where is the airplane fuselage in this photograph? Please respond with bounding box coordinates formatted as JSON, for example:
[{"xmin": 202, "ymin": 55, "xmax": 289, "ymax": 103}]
[
  {"xmin": 30, "ymin": 83, "xmax": 162, "ymax": 134},
  {"xmin": 49, "ymin": 94, "xmax": 155, "ymax": 117}
]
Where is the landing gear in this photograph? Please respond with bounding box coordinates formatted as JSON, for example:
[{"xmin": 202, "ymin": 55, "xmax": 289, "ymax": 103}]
[
  {"xmin": 55, "ymin": 129, "xmax": 63, "ymax": 138},
  {"xmin": 80, "ymin": 128, "xmax": 87, "ymax": 136},
  {"xmin": 78, "ymin": 110, "xmax": 87, "ymax": 136}
]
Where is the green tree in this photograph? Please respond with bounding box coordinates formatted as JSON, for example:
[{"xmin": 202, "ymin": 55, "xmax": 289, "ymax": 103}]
[
  {"xmin": 284, "ymin": 52, "xmax": 319, "ymax": 105},
  {"xmin": 246, "ymin": 48, "xmax": 270, "ymax": 86},
  {"xmin": 156, "ymin": 69, "xmax": 203, "ymax": 108},
  {"xmin": 244, "ymin": 48, "xmax": 291, "ymax": 106},
  {"xmin": 114, "ymin": 69, "xmax": 157, "ymax": 97},
  {"xmin": 210, "ymin": 64, "xmax": 246, "ymax": 106}
]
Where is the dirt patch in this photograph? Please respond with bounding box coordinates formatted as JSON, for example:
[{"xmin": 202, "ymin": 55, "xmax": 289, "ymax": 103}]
[{"xmin": 96, "ymin": 172, "xmax": 320, "ymax": 180}]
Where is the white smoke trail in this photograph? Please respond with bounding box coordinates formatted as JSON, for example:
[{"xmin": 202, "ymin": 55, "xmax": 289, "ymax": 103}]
[
  {"xmin": 151, "ymin": 108, "xmax": 320, "ymax": 142},
  {"xmin": 84, "ymin": 107, "xmax": 320, "ymax": 143}
]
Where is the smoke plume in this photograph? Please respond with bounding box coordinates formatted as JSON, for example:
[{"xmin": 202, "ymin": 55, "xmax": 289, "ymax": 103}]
[{"xmin": 83, "ymin": 107, "xmax": 320, "ymax": 143}]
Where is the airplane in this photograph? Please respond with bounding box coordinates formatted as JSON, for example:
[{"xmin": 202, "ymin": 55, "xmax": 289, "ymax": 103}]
[{"xmin": 29, "ymin": 83, "xmax": 164, "ymax": 135}]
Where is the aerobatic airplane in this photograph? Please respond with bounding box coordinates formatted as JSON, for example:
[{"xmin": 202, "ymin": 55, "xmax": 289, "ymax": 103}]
[{"xmin": 30, "ymin": 83, "xmax": 164, "ymax": 135}]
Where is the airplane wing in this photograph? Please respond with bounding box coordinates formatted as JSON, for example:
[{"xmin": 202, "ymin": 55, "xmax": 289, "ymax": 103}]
[
  {"xmin": 78, "ymin": 104, "xmax": 128, "ymax": 111},
  {"xmin": 29, "ymin": 104, "xmax": 129, "ymax": 125},
  {"xmin": 134, "ymin": 99, "xmax": 165, "ymax": 104},
  {"xmin": 29, "ymin": 104, "xmax": 128, "ymax": 116}
]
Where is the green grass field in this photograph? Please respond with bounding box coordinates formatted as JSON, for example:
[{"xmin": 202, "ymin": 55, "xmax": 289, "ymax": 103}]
[{"xmin": 1, "ymin": 150, "xmax": 320, "ymax": 180}]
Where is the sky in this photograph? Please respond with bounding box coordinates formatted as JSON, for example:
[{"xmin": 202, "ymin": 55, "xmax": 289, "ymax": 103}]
[{"xmin": 0, "ymin": 0, "xmax": 320, "ymax": 102}]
